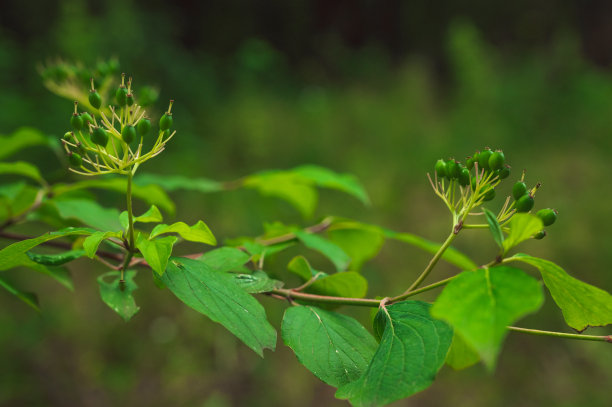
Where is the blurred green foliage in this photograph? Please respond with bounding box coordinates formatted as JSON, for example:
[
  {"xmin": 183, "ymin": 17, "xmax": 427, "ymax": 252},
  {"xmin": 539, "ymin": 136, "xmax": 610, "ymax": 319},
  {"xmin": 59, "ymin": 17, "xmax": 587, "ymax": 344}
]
[{"xmin": 1, "ymin": 0, "xmax": 611, "ymax": 406}]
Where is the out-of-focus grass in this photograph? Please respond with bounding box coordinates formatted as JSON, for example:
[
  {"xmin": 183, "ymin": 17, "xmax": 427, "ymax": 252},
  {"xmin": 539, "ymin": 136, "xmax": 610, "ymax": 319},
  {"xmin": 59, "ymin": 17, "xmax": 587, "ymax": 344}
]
[{"xmin": 1, "ymin": 8, "xmax": 611, "ymax": 406}]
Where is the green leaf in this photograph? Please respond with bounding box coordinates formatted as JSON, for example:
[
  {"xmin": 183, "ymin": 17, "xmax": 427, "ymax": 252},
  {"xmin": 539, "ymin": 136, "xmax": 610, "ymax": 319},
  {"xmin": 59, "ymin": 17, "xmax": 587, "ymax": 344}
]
[
  {"xmin": 119, "ymin": 205, "xmax": 163, "ymax": 229},
  {"xmin": 0, "ymin": 182, "xmax": 39, "ymax": 221},
  {"xmin": 135, "ymin": 234, "xmax": 177, "ymax": 276},
  {"xmin": 445, "ymin": 332, "xmax": 481, "ymax": 370},
  {"xmin": 97, "ymin": 270, "xmax": 140, "ymax": 321},
  {"xmin": 233, "ymin": 270, "xmax": 283, "ymax": 293},
  {"xmin": 282, "ymin": 306, "xmax": 378, "ymax": 388},
  {"xmin": 51, "ymin": 199, "xmax": 122, "ymax": 231},
  {"xmin": 384, "ymin": 229, "xmax": 477, "ymax": 270},
  {"xmin": 0, "ymin": 227, "xmax": 93, "ymax": 271},
  {"xmin": 502, "ymin": 214, "xmax": 543, "ymax": 254},
  {"xmin": 83, "ymin": 231, "xmax": 123, "ymax": 258},
  {"xmin": 287, "ymin": 255, "xmax": 319, "ymax": 281},
  {"xmin": 306, "ymin": 272, "xmax": 368, "ymax": 299},
  {"xmin": 0, "ymin": 276, "xmax": 39, "ymax": 311},
  {"xmin": 483, "ymin": 208, "xmax": 504, "ymax": 249},
  {"xmin": 135, "ymin": 173, "xmax": 224, "ymax": 193},
  {"xmin": 328, "ymin": 221, "xmax": 385, "ymax": 270},
  {"xmin": 150, "ymin": 221, "xmax": 216, "ymax": 246},
  {"xmin": 243, "ymin": 171, "xmax": 318, "ymax": 217},
  {"xmin": 0, "ymin": 127, "xmax": 50, "ymax": 160},
  {"xmin": 336, "ymin": 301, "xmax": 453, "ymax": 406},
  {"xmin": 294, "ymin": 229, "xmax": 350, "ymax": 271},
  {"xmin": 291, "ymin": 165, "xmax": 370, "ymax": 205},
  {"xmin": 431, "ymin": 266, "xmax": 544, "ymax": 369},
  {"xmin": 197, "ymin": 247, "xmax": 251, "ymax": 273},
  {"xmin": 509, "ymin": 254, "xmax": 612, "ymax": 332},
  {"xmin": 27, "ymin": 249, "xmax": 85, "ymax": 266},
  {"xmin": 0, "ymin": 161, "xmax": 44, "ymax": 185},
  {"xmin": 52, "ymin": 178, "xmax": 175, "ymax": 215},
  {"xmin": 161, "ymin": 257, "xmax": 277, "ymax": 356}
]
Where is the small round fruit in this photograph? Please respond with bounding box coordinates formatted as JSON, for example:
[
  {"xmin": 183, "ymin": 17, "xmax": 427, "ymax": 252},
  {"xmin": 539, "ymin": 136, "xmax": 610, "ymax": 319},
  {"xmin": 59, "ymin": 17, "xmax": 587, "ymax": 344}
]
[
  {"xmin": 63, "ymin": 131, "xmax": 73, "ymax": 141},
  {"xmin": 496, "ymin": 165, "xmax": 511, "ymax": 180},
  {"xmin": 68, "ymin": 152, "xmax": 82, "ymax": 167},
  {"xmin": 515, "ymin": 194, "xmax": 534, "ymax": 213},
  {"xmin": 470, "ymin": 177, "xmax": 477, "ymax": 191},
  {"xmin": 115, "ymin": 86, "xmax": 128, "ymax": 106},
  {"xmin": 446, "ymin": 160, "xmax": 460, "ymax": 179},
  {"xmin": 126, "ymin": 93, "xmax": 134, "ymax": 106},
  {"xmin": 91, "ymin": 127, "xmax": 109, "ymax": 146},
  {"xmin": 159, "ymin": 113, "xmax": 173, "ymax": 131},
  {"xmin": 536, "ymin": 208, "xmax": 557, "ymax": 226},
  {"xmin": 512, "ymin": 181, "xmax": 527, "ymax": 200},
  {"xmin": 162, "ymin": 129, "xmax": 171, "ymax": 139},
  {"xmin": 458, "ymin": 168, "xmax": 470, "ymax": 186},
  {"xmin": 89, "ymin": 90, "xmax": 102, "ymax": 109},
  {"xmin": 435, "ymin": 159, "xmax": 447, "ymax": 178},
  {"xmin": 71, "ymin": 114, "xmax": 83, "ymax": 131},
  {"xmin": 466, "ymin": 156, "xmax": 475, "ymax": 170},
  {"xmin": 489, "ymin": 150, "xmax": 505, "ymax": 171},
  {"xmin": 137, "ymin": 118, "xmax": 151, "ymax": 136},
  {"xmin": 81, "ymin": 112, "xmax": 93, "ymax": 128},
  {"xmin": 533, "ymin": 230, "xmax": 547, "ymax": 240},
  {"xmin": 121, "ymin": 125, "xmax": 136, "ymax": 144},
  {"xmin": 482, "ymin": 187, "xmax": 496, "ymax": 201},
  {"xmin": 478, "ymin": 149, "xmax": 492, "ymax": 170}
]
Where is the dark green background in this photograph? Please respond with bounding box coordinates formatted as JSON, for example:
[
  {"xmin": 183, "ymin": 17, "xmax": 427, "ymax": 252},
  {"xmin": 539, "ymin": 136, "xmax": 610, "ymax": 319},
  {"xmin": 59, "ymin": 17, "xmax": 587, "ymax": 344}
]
[{"xmin": 1, "ymin": 0, "xmax": 611, "ymax": 406}]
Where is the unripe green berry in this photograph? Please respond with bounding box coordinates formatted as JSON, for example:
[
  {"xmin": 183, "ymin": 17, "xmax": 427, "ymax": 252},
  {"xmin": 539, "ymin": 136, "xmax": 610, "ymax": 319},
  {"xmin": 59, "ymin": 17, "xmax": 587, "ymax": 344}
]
[
  {"xmin": 137, "ymin": 118, "xmax": 151, "ymax": 136},
  {"xmin": 89, "ymin": 90, "xmax": 102, "ymax": 109},
  {"xmin": 162, "ymin": 129, "xmax": 171, "ymax": 139},
  {"xmin": 471, "ymin": 177, "xmax": 477, "ymax": 191},
  {"xmin": 533, "ymin": 230, "xmax": 547, "ymax": 240},
  {"xmin": 458, "ymin": 168, "xmax": 470, "ymax": 186},
  {"xmin": 116, "ymin": 86, "xmax": 128, "ymax": 106},
  {"xmin": 127, "ymin": 93, "xmax": 134, "ymax": 106},
  {"xmin": 483, "ymin": 187, "xmax": 496, "ymax": 201},
  {"xmin": 536, "ymin": 208, "xmax": 557, "ymax": 226},
  {"xmin": 91, "ymin": 127, "xmax": 109, "ymax": 146},
  {"xmin": 488, "ymin": 150, "xmax": 505, "ymax": 171},
  {"xmin": 81, "ymin": 112, "xmax": 93, "ymax": 128},
  {"xmin": 121, "ymin": 125, "xmax": 136, "ymax": 144},
  {"xmin": 466, "ymin": 156, "xmax": 475, "ymax": 170},
  {"xmin": 446, "ymin": 160, "xmax": 460, "ymax": 179},
  {"xmin": 159, "ymin": 113, "xmax": 173, "ymax": 131},
  {"xmin": 478, "ymin": 149, "xmax": 492, "ymax": 170},
  {"xmin": 63, "ymin": 131, "xmax": 74, "ymax": 141},
  {"xmin": 71, "ymin": 113, "xmax": 83, "ymax": 131},
  {"xmin": 512, "ymin": 181, "xmax": 527, "ymax": 200},
  {"xmin": 68, "ymin": 152, "xmax": 82, "ymax": 167},
  {"xmin": 496, "ymin": 165, "xmax": 511, "ymax": 180},
  {"xmin": 515, "ymin": 194, "xmax": 534, "ymax": 213},
  {"xmin": 435, "ymin": 159, "xmax": 447, "ymax": 178}
]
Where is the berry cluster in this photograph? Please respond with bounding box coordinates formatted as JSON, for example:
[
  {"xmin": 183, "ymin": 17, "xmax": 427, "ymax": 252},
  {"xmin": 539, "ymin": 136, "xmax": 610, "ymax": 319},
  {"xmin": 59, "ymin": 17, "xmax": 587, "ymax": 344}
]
[
  {"xmin": 431, "ymin": 148, "xmax": 558, "ymax": 239},
  {"xmin": 62, "ymin": 73, "xmax": 174, "ymax": 176},
  {"xmin": 512, "ymin": 179, "xmax": 557, "ymax": 239},
  {"xmin": 434, "ymin": 147, "xmax": 510, "ymax": 203},
  {"xmin": 40, "ymin": 59, "xmax": 159, "ymax": 110}
]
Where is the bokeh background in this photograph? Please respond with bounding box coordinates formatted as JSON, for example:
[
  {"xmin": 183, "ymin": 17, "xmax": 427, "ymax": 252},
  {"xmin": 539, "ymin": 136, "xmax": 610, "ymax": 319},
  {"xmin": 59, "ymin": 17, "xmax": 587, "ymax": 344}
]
[{"xmin": 1, "ymin": 0, "xmax": 612, "ymax": 406}]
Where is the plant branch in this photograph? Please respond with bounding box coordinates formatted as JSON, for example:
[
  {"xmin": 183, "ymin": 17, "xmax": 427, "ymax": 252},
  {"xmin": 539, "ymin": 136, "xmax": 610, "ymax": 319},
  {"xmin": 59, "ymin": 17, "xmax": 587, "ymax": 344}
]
[
  {"xmin": 268, "ymin": 288, "xmax": 381, "ymax": 307},
  {"xmin": 0, "ymin": 230, "xmax": 123, "ymax": 262},
  {"xmin": 508, "ymin": 326, "xmax": 612, "ymax": 343},
  {"xmin": 400, "ymin": 230, "xmax": 457, "ymax": 295},
  {"xmin": 390, "ymin": 276, "xmax": 455, "ymax": 303},
  {"xmin": 255, "ymin": 217, "xmax": 334, "ymax": 246}
]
